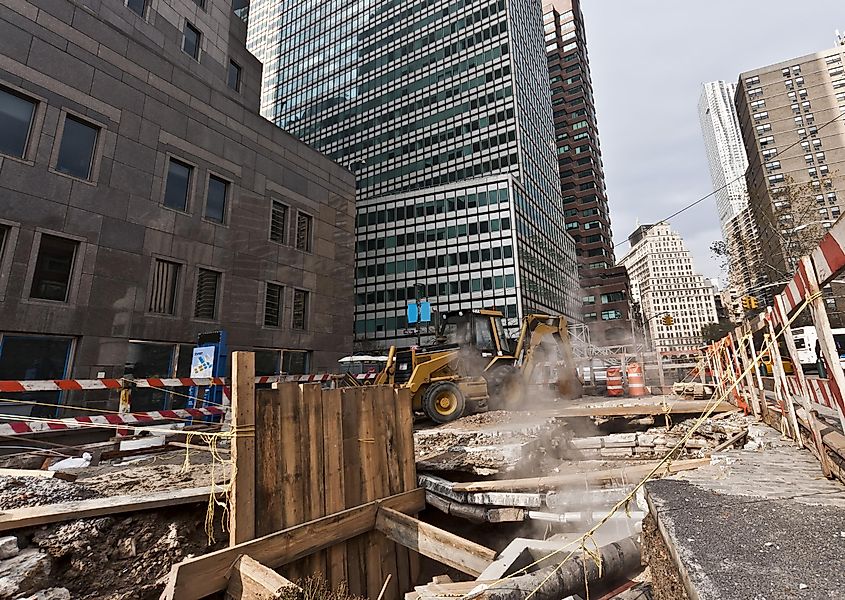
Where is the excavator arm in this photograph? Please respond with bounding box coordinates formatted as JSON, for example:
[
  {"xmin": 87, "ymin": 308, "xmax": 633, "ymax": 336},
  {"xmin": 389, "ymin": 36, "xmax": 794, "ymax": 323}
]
[{"xmin": 515, "ymin": 314, "xmax": 582, "ymax": 398}]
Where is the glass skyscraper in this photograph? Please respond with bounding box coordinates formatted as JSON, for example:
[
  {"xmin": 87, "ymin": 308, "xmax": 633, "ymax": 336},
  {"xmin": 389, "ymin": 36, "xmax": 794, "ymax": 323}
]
[{"xmin": 248, "ymin": 0, "xmax": 579, "ymax": 347}]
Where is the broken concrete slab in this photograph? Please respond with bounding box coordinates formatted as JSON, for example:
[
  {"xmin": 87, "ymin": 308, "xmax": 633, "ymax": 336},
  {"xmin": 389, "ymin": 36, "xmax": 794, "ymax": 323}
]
[
  {"xmin": 0, "ymin": 548, "xmax": 52, "ymax": 599},
  {"xmin": 17, "ymin": 588, "xmax": 71, "ymax": 600},
  {"xmin": 0, "ymin": 537, "xmax": 17, "ymax": 560}
]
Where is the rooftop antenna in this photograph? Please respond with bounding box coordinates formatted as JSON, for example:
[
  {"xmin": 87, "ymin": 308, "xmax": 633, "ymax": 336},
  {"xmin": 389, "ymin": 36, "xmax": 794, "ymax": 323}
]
[{"xmin": 838, "ymin": 29, "xmax": 844, "ymax": 46}]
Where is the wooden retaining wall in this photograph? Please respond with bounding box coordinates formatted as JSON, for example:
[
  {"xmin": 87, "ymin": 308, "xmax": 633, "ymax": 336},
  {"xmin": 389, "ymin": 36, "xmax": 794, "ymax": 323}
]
[{"xmin": 229, "ymin": 353, "xmax": 419, "ymax": 600}]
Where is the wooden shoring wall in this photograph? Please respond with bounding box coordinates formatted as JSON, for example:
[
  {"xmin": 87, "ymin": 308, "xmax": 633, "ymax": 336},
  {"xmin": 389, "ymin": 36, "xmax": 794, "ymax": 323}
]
[{"xmin": 233, "ymin": 378, "xmax": 419, "ymax": 600}]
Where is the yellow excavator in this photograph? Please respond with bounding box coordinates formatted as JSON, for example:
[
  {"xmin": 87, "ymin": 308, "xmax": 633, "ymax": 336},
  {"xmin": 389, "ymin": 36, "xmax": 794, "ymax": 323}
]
[{"xmin": 372, "ymin": 309, "xmax": 582, "ymax": 423}]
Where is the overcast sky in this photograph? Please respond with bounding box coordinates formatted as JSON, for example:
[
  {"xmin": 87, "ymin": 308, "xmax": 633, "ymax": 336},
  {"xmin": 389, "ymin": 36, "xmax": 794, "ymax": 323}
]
[{"xmin": 580, "ymin": 0, "xmax": 845, "ymax": 282}]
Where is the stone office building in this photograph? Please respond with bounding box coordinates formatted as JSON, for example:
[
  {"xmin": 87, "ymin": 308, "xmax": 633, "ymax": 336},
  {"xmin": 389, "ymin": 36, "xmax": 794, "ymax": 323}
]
[{"xmin": 0, "ymin": 0, "xmax": 355, "ymax": 413}]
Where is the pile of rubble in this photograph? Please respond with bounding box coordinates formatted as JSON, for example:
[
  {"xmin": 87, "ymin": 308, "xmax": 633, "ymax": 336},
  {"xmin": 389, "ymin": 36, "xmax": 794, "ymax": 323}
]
[{"xmin": 0, "ymin": 451, "xmax": 228, "ymax": 599}]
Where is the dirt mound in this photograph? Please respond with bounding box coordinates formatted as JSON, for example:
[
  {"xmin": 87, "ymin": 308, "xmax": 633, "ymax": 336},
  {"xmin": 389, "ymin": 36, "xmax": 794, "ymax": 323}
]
[
  {"xmin": 26, "ymin": 506, "xmax": 226, "ymax": 599},
  {"xmin": 0, "ymin": 475, "xmax": 226, "ymax": 599},
  {"xmin": 0, "ymin": 477, "xmax": 102, "ymax": 510}
]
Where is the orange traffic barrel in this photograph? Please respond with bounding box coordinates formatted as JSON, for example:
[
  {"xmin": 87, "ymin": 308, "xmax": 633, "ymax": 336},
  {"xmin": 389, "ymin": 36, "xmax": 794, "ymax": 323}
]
[
  {"xmin": 607, "ymin": 367, "xmax": 624, "ymax": 397},
  {"xmin": 627, "ymin": 363, "xmax": 647, "ymax": 397}
]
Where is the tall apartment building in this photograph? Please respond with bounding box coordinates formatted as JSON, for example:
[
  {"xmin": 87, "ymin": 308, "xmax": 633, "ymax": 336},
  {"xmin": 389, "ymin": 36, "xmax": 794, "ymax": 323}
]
[
  {"xmin": 0, "ymin": 0, "xmax": 356, "ymax": 413},
  {"xmin": 698, "ymin": 80, "xmax": 764, "ymax": 304},
  {"xmin": 620, "ymin": 224, "xmax": 718, "ymax": 353},
  {"xmin": 247, "ymin": 0, "xmax": 580, "ymax": 348},
  {"xmin": 735, "ymin": 45, "xmax": 845, "ymax": 287},
  {"xmin": 543, "ymin": 0, "xmax": 633, "ymax": 346}
]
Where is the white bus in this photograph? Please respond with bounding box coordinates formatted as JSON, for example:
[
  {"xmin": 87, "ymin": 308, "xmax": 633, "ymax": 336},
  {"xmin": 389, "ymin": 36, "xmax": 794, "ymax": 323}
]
[{"xmin": 791, "ymin": 326, "xmax": 845, "ymax": 370}]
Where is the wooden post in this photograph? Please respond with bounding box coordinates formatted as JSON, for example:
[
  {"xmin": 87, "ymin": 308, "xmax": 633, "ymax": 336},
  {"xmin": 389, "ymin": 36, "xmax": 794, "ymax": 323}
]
[
  {"xmin": 801, "ymin": 256, "xmax": 845, "ymax": 434},
  {"xmin": 736, "ymin": 325, "xmax": 762, "ymax": 417},
  {"xmin": 230, "ymin": 352, "xmax": 256, "ymax": 546},
  {"xmin": 764, "ymin": 315, "xmax": 801, "ymax": 442},
  {"xmin": 656, "ymin": 351, "xmax": 666, "ymax": 395},
  {"xmin": 746, "ymin": 326, "xmax": 769, "ymax": 421},
  {"xmin": 775, "ymin": 294, "xmax": 831, "ymax": 476}
]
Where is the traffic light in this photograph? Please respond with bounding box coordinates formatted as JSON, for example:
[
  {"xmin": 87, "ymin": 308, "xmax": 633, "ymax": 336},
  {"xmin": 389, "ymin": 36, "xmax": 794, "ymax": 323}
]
[
  {"xmin": 662, "ymin": 314, "xmax": 674, "ymax": 326},
  {"xmin": 741, "ymin": 296, "xmax": 760, "ymax": 311}
]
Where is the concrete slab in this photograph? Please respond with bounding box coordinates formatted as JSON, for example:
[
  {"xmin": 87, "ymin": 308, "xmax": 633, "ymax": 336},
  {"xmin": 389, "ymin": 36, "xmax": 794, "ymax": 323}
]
[{"xmin": 643, "ymin": 425, "xmax": 845, "ymax": 600}]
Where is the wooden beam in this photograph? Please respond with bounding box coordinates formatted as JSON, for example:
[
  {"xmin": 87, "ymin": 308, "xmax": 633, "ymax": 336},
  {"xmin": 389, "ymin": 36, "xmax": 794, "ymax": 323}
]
[
  {"xmin": 532, "ymin": 400, "xmax": 734, "ymax": 419},
  {"xmin": 162, "ymin": 489, "xmax": 425, "ymax": 600},
  {"xmin": 0, "ymin": 468, "xmax": 76, "ymax": 482},
  {"xmin": 230, "ymin": 351, "xmax": 257, "ymax": 546},
  {"xmin": 451, "ymin": 458, "xmax": 711, "ymax": 493},
  {"xmin": 225, "ymin": 555, "xmax": 302, "ymax": 600},
  {"xmin": 374, "ymin": 506, "xmax": 496, "ymax": 577},
  {"xmin": 0, "ymin": 485, "xmax": 220, "ymax": 531}
]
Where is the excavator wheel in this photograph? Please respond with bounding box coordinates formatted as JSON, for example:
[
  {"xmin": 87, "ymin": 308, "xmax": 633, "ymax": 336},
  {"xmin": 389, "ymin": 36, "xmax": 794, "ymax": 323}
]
[
  {"xmin": 421, "ymin": 382, "xmax": 466, "ymax": 424},
  {"xmin": 486, "ymin": 364, "xmax": 526, "ymax": 410}
]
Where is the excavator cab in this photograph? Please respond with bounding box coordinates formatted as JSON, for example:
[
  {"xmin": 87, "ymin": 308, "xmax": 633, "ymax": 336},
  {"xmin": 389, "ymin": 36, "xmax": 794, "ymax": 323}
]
[{"xmin": 437, "ymin": 309, "xmax": 511, "ymax": 357}]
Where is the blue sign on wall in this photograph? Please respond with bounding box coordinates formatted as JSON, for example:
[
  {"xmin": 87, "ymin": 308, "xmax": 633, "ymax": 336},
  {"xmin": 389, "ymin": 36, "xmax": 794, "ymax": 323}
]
[
  {"xmin": 407, "ymin": 303, "xmax": 419, "ymax": 324},
  {"xmin": 420, "ymin": 301, "xmax": 432, "ymax": 323}
]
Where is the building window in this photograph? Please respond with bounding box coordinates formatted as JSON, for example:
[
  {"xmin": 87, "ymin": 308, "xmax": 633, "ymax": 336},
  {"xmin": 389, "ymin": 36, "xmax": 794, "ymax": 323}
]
[
  {"xmin": 292, "ymin": 289, "xmax": 309, "ymax": 330},
  {"xmin": 149, "ymin": 259, "xmax": 180, "ymax": 315},
  {"xmin": 295, "ymin": 212, "xmax": 313, "ymax": 252},
  {"xmin": 194, "ymin": 268, "xmax": 220, "ymax": 320},
  {"xmin": 163, "ymin": 158, "xmax": 192, "ymax": 211},
  {"xmin": 205, "ymin": 175, "xmax": 228, "ymax": 223},
  {"xmin": 56, "ymin": 115, "xmax": 99, "ymax": 180},
  {"xmin": 30, "ymin": 235, "xmax": 78, "ymax": 302},
  {"xmin": 269, "ymin": 200, "xmax": 288, "ymax": 244},
  {"xmin": 125, "ymin": 0, "xmax": 146, "ymax": 16},
  {"xmin": 601, "ymin": 310, "xmax": 622, "ymax": 321},
  {"xmin": 193, "ymin": 0, "xmax": 206, "ymax": 8},
  {"xmin": 0, "ymin": 86, "xmax": 37, "ymax": 159},
  {"xmin": 264, "ymin": 283, "xmax": 283, "ymax": 327},
  {"xmin": 182, "ymin": 22, "xmax": 201, "ymax": 60},
  {"xmin": 227, "ymin": 60, "xmax": 242, "ymax": 92}
]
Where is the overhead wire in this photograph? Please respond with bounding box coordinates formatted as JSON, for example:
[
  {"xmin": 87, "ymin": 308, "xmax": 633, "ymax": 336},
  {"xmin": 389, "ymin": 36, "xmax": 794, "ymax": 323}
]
[{"xmin": 613, "ymin": 109, "xmax": 845, "ymax": 250}]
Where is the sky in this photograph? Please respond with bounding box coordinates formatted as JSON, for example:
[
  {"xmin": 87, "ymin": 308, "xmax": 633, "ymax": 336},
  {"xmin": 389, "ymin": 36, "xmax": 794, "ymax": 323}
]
[{"xmin": 580, "ymin": 0, "xmax": 845, "ymax": 282}]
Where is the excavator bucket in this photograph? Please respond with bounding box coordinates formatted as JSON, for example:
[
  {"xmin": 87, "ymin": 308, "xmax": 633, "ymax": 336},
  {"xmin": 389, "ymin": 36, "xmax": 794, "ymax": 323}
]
[{"xmin": 520, "ymin": 315, "xmax": 583, "ymax": 400}]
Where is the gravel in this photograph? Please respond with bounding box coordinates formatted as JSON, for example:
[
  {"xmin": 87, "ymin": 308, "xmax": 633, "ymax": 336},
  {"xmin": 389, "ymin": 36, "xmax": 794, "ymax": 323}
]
[{"xmin": 0, "ymin": 477, "xmax": 102, "ymax": 510}]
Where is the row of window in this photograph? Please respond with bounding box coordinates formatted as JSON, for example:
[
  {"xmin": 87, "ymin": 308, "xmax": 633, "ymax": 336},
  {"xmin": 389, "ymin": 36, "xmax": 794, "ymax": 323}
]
[
  {"xmin": 124, "ymin": 0, "xmax": 243, "ymax": 92},
  {"xmin": 0, "ymin": 82, "xmax": 316, "ymax": 251},
  {"xmin": 0, "ymin": 225, "xmax": 312, "ymax": 330}
]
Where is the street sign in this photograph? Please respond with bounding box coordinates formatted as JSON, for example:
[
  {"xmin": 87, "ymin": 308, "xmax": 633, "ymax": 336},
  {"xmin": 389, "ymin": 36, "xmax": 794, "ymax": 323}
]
[
  {"xmin": 191, "ymin": 346, "xmax": 215, "ymax": 378},
  {"xmin": 407, "ymin": 303, "xmax": 419, "ymax": 324},
  {"xmin": 420, "ymin": 301, "xmax": 432, "ymax": 323}
]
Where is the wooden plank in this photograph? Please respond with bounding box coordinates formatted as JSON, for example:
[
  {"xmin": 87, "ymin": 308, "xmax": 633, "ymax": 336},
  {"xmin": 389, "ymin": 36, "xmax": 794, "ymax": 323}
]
[
  {"xmin": 256, "ymin": 389, "xmax": 283, "ymax": 537},
  {"xmin": 303, "ymin": 384, "xmax": 327, "ymax": 578},
  {"xmin": 0, "ymin": 486, "xmax": 220, "ymax": 531},
  {"xmin": 230, "ymin": 352, "xmax": 256, "ymax": 546},
  {"xmin": 0, "ymin": 468, "xmax": 76, "ymax": 481},
  {"xmin": 451, "ymin": 458, "xmax": 711, "ymax": 493},
  {"xmin": 359, "ymin": 387, "xmax": 385, "ymax": 600},
  {"xmin": 375, "ymin": 387, "xmax": 400, "ymax": 600},
  {"xmin": 279, "ymin": 383, "xmax": 305, "ymax": 581},
  {"xmin": 341, "ymin": 387, "xmax": 365, "ymax": 597},
  {"xmin": 532, "ymin": 400, "xmax": 734, "ymax": 418},
  {"xmin": 162, "ymin": 489, "xmax": 426, "ymax": 600},
  {"xmin": 374, "ymin": 507, "xmax": 497, "ymax": 577},
  {"xmin": 226, "ymin": 554, "xmax": 302, "ymax": 600},
  {"xmin": 321, "ymin": 388, "xmax": 347, "ymax": 589},
  {"xmin": 393, "ymin": 388, "xmax": 420, "ymax": 587}
]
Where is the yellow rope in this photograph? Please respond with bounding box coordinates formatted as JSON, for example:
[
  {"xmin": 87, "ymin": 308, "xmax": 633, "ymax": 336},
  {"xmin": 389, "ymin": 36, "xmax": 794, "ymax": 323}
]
[{"xmin": 451, "ymin": 295, "xmax": 819, "ymax": 600}]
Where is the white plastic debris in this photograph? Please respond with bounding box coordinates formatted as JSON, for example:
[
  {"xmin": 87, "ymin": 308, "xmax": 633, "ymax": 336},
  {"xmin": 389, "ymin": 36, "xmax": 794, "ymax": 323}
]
[{"xmin": 48, "ymin": 452, "xmax": 91, "ymax": 471}]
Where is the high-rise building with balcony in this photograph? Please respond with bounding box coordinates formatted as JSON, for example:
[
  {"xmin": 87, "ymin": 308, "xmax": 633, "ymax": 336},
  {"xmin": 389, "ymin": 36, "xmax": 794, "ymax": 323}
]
[
  {"xmin": 247, "ymin": 0, "xmax": 580, "ymax": 348},
  {"xmin": 735, "ymin": 45, "xmax": 845, "ymax": 287},
  {"xmin": 542, "ymin": 0, "xmax": 633, "ymax": 346},
  {"xmin": 698, "ymin": 80, "xmax": 764, "ymax": 303}
]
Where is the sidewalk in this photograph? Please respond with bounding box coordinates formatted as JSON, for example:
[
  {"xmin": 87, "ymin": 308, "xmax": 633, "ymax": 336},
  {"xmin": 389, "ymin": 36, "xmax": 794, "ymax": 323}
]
[{"xmin": 643, "ymin": 424, "xmax": 845, "ymax": 599}]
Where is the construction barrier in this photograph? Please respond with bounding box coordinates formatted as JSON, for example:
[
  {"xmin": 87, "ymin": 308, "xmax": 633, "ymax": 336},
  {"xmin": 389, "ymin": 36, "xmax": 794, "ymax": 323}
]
[
  {"xmin": 606, "ymin": 367, "xmax": 623, "ymax": 397},
  {"xmin": 626, "ymin": 363, "xmax": 646, "ymax": 397},
  {"xmin": 693, "ymin": 216, "xmax": 845, "ymax": 481}
]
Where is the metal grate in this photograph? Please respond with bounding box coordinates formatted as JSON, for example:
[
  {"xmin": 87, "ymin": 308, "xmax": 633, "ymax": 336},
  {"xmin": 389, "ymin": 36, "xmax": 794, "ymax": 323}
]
[
  {"xmin": 194, "ymin": 268, "xmax": 219, "ymax": 320},
  {"xmin": 264, "ymin": 282, "xmax": 283, "ymax": 327},
  {"xmin": 149, "ymin": 259, "xmax": 180, "ymax": 314},
  {"xmin": 270, "ymin": 200, "xmax": 287, "ymax": 244},
  {"xmin": 295, "ymin": 212, "xmax": 312, "ymax": 252},
  {"xmin": 292, "ymin": 289, "xmax": 309, "ymax": 330}
]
